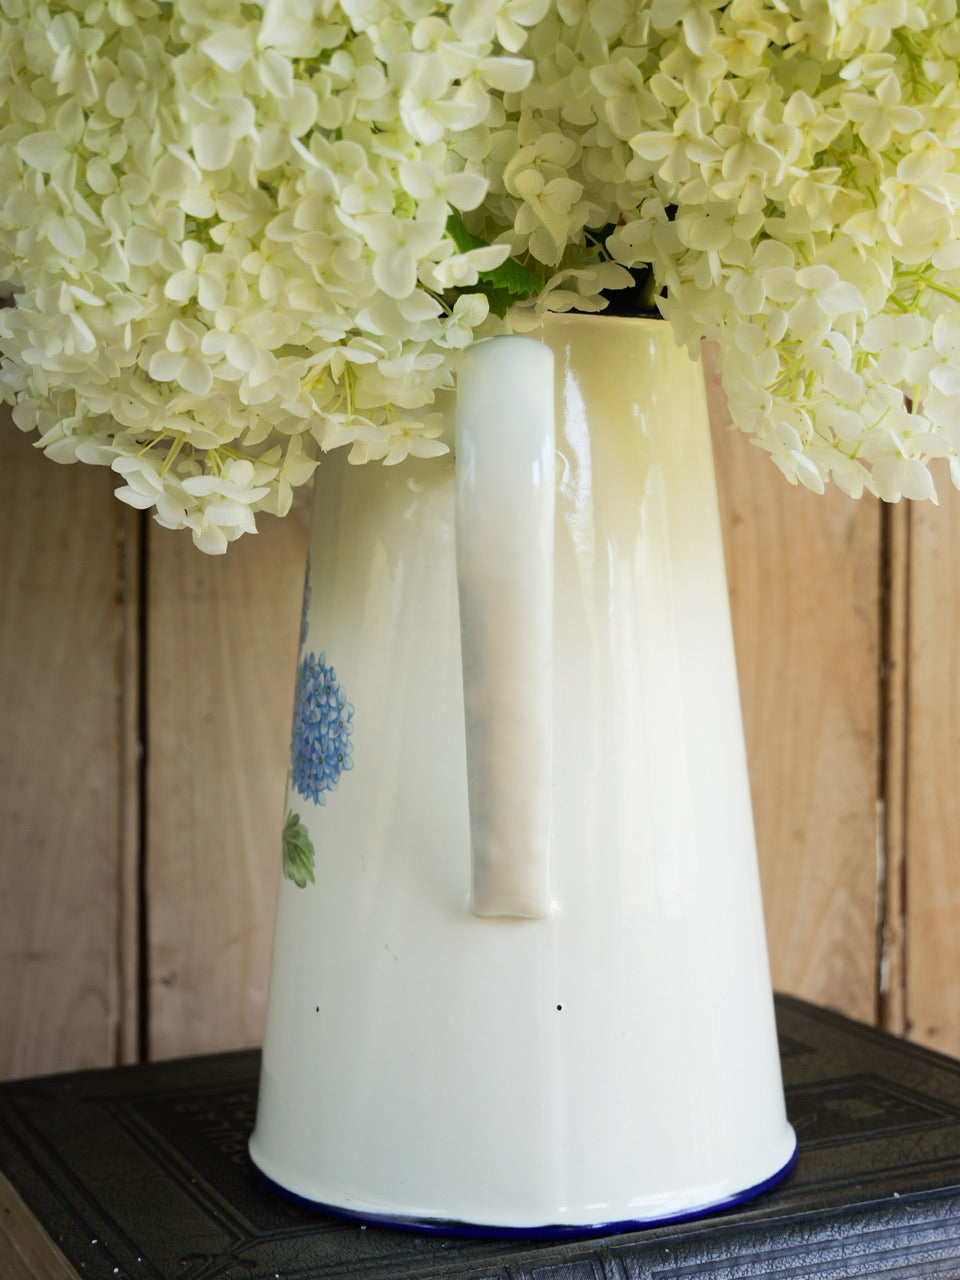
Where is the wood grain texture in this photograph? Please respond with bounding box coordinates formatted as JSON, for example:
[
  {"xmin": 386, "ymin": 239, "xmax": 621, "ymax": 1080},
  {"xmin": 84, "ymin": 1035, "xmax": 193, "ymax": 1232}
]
[
  {"xmin": 0, "ymin": 420, "xmax": 140, "ymax": 1080},
  {"xmin": 904, "ymin": 487, "xmax": 960, "ymax": 1056},
  {"xmin": 705, "ymin": 348, "xmax": 882, "ymax": 1023},
  {"xmin": 145, "ymin": 506, "xmax": 310, "ymax": 1060},
  {"xmin": 878, "ymin": 503, "xmax": 910, "ymax": 1040},
  {"xmin": 0, "ymin": 1173, "xmax": 77, "ymax": 1280}
]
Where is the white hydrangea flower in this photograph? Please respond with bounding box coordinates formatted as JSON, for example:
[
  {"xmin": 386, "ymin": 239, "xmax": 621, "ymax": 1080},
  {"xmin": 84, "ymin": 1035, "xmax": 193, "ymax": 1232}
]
[{"xmin": 5, "ymin": 0, "xmax": 960, "ymax": 545}]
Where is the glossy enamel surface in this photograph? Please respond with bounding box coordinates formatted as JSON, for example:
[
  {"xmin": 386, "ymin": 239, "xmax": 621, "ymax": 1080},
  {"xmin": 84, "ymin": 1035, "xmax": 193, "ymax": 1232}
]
[
  {"xmin": 250, "ymin": 314, "xmax": 795, "ymax": 1232},
  {"xmin": 456, "ymin": 335, "xmax": 556, "ymax": 917}
]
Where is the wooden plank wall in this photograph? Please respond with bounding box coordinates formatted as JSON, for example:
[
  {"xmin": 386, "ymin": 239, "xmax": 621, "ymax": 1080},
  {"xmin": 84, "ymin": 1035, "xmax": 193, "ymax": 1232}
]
[
  {"xmin": 1, "ymin": 364, "xmax": 958, "ymax": 1080},
  {"xmin": 907, "ymin": 500, "xmax": 960, "ymax": 1050},
  {"xmin": 145, "ymin": 500, "xmax": 308, "ymax": 1061},
  {"xmin": 0, "ymin": 424, "xmax": 140, "ymax": 1077}
]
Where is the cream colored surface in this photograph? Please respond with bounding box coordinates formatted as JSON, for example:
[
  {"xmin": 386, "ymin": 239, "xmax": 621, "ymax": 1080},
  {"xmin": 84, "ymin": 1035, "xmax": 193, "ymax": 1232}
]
[
  {"xmin": 456, "ymin": 335, "xmax": 556, "ymax": 917},
  {"xmin": 249, "ymin": 315, "xmax": 794, "ymax": 1230}
]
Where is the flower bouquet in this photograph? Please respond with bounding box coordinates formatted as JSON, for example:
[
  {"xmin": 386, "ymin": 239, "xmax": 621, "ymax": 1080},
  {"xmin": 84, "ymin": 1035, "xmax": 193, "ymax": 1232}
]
[{"xmin": 3, "ymin": 0, "xmax": 960, "ymax": 553}]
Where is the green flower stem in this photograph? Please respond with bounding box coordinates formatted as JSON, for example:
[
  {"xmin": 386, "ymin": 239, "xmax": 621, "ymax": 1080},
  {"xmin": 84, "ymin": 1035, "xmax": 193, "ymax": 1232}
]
[
  {"xmin": 918, "ymin": 278, "xmax": 960, "ymax": 306},
  {"xmin": 894, "ymin": 31, "xmax": 936, "ymax": 94},
  {"xmin": 160, "ymin": 434, "xmax": 187, "ymax": 476}
]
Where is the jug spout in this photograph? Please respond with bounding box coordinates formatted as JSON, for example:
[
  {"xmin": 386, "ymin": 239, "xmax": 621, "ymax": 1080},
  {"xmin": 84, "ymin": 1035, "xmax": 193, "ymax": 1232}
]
[{"xmin": 455, "ymin": 336, "xmax": 555, "ymax": 918}]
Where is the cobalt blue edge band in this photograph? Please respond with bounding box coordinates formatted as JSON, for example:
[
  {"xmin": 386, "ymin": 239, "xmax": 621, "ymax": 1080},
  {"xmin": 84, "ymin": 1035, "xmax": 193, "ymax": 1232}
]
[{"xmin": 249, "ymin": 1132, "xmax": 799, "ymax": 1242}]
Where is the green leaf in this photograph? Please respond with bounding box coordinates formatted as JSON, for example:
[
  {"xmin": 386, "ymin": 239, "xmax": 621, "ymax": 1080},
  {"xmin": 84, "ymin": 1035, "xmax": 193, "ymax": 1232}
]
[
  {"xmin": 282, "ymin": 810, "xmax": 315, "ymax": 888},
  {"xmin": 445, "ymin": 215, "xmax": 544, "ymax": 318},
  {"xmin": 445, "ymin": 212, "xmax": 491, "ymax": 255}
]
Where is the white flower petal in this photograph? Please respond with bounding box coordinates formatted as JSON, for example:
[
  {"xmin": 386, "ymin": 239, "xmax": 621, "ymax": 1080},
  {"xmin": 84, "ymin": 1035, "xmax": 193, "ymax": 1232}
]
[
  {"xmin": 192, "ymin": 123, "xmax": 236, "ymax": 172},
  {"xmin": 199, "ymin": 29, "xmax": 254, "ymax": 74}
]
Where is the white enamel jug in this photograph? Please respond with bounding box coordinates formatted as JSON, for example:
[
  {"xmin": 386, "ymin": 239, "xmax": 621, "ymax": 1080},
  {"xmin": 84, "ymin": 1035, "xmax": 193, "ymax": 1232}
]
[{"xmin": 249, "ymin": 313, "xmax": 797, "ymax": 1235}]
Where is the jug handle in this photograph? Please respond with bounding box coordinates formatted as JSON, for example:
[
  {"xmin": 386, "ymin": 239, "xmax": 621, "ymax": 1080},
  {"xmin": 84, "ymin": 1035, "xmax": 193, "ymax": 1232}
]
[{"xmin": 455, "ymin": 336, "xmax": 555, "ymax": 918}]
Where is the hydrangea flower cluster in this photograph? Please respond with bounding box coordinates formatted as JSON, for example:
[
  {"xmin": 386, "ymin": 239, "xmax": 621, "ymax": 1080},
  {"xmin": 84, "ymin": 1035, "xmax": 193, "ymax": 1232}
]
[
  {"xmin": 289, "ymin": 651, "xmax": 354, "ymax": 806},
  {"xmin": 3, "ymin": 0, "xmax": 960, "ymax": 546},
  {"xmin": 0, "ymin": 0, "xmax": 539, "ymax": 550},
  {"xmin": 585, "ymin": 1, "xmax": 960, "ymax": 502}
]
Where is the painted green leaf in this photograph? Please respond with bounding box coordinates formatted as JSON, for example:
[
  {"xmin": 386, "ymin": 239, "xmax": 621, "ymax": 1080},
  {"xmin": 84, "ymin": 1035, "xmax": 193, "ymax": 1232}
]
[
  {"xmin": 282, "ymin": 810, "xmax": 315, "ymax": 888},
  {"xmin": 445, "ymin": 214, "xmax": 543, "ymax": 317}
]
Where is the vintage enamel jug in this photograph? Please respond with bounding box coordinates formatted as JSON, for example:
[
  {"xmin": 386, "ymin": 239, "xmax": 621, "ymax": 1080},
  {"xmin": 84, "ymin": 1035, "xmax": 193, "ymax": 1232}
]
[{"xmin": 248, "ymin": 313, "xmax": 797, "ymax": 1234}]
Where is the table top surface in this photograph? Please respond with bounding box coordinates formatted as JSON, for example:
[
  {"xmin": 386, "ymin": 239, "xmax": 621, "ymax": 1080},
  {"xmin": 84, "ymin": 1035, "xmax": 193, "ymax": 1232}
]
[{"xmin": 2, "ymin": 995, "xmax": 960, "ymax": 1280}]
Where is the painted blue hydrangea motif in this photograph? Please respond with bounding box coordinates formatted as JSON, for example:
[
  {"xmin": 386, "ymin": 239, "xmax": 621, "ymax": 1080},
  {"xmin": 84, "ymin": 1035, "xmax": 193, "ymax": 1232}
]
[{"xmin": 290, "ymin": 652, "xmax": 354, "ymax": 805}]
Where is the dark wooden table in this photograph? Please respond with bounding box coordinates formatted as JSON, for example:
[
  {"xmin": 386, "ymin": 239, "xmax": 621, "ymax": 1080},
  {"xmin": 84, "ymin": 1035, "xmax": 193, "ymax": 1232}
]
[{"xmin": 2, "ymin": 994, "xmax": 960, "ymax": 1279}]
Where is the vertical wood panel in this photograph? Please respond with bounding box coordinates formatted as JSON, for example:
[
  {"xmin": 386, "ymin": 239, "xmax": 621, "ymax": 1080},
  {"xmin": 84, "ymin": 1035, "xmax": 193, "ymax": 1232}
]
[
  {"xmin": 904, "ymin": 489, "xmax": 960, "ymax": 1056},
  {"xmin": 878, "ymin": 503, "xmax": 910, "ymax": 1039},
  {"xmin": 706, "ymin": 349, "xmax": 883, "ymax": 1023},
  {"xmin": 0, "ymin": 419, "xmax": 140, "ymax": 1080},
  {"xmin": 146, "ymin": 508, "xmax": 309, "ymax": 1060}
]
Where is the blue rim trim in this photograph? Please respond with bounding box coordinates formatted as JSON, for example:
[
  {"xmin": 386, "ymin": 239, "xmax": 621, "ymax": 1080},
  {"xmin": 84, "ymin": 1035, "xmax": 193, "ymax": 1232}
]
[{"xmin": 250, "ymin": 1133, "xmax": 798, "ymax": 1241}]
